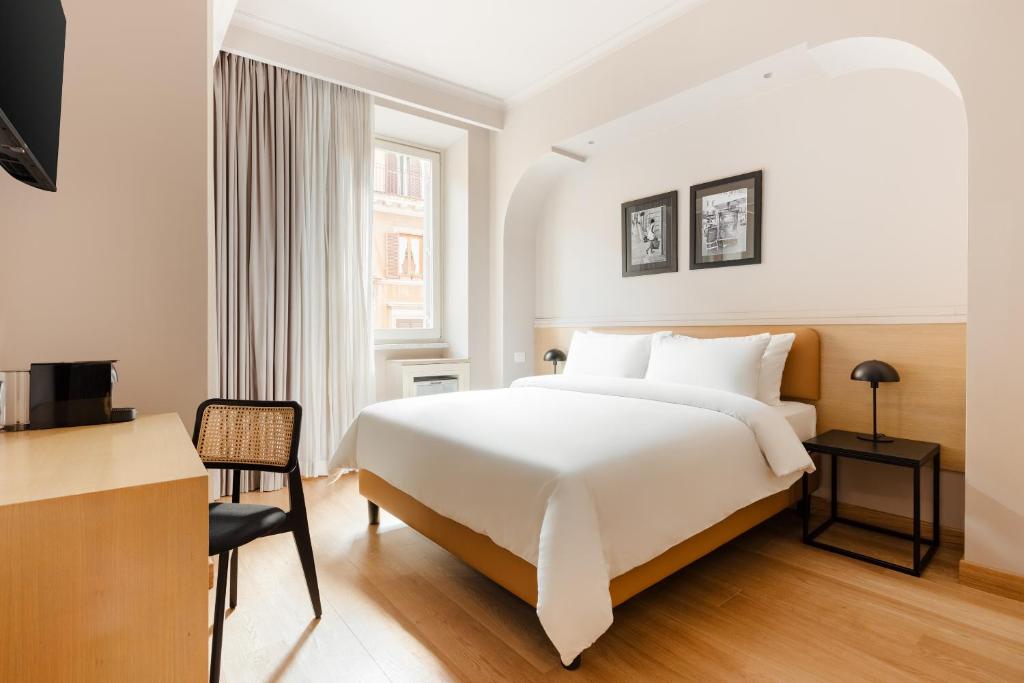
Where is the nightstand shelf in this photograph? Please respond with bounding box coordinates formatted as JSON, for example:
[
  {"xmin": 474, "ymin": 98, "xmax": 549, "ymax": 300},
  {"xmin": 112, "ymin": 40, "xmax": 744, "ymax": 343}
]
[{"xmin": 801, "ymin": 429, "xmax": 940, "ymax": 577}]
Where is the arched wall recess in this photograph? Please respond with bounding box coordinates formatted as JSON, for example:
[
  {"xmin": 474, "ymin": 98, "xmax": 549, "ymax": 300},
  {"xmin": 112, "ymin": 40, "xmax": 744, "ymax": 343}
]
[
  {"xmin": 547, "ymin": 40, "xmax": 964, "ymax": 162},
  {"xmin": 500, "ymin": 38, "xmax": 968, "ymax": 385},
  {"xmin": 495, "ymin": 34, "xmax": 982, "ymax": 553},
  {"xmin": 809, "ymin": 37, "xmax": 962, "ymax": 101},
  {"xmin": 500, "ymin": 149, "xmax": 584, "ymax": 385},
  {"xmin": 490, "ymin": 0, "xmax": 1024, "ymax": 580}
]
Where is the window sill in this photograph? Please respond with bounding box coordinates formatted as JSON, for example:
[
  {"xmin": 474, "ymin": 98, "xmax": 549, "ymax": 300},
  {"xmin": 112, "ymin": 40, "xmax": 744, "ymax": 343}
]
[{"xmin": 374, "ymin": 341, "xmax": 449, "ymax": 351}]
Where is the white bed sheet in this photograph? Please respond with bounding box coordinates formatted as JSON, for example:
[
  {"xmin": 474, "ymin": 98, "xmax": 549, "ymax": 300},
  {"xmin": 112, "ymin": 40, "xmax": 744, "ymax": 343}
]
[
  {"xmin": 775, "ymin": 400, "xmax": 817, "ymax": 441},
  {"xmin": 331, "ymin": 375, "xmax": 815, "ymax": 665}
]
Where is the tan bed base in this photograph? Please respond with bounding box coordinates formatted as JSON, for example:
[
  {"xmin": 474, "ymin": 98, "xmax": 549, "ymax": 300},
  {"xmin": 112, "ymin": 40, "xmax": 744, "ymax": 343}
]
[{"xmin": 359, "ymin": 469, "xmax": 809, "ymax": 608}]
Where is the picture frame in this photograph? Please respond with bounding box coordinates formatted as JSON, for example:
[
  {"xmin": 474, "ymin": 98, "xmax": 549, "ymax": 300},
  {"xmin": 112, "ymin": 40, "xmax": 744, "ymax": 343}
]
[
  {"xmin": 690, "ymin": 170, "xmax": 762, "ymax": 269},
  {"xmin": 621, "ymin": 190, "xmax": 678, "ymax": 277}
]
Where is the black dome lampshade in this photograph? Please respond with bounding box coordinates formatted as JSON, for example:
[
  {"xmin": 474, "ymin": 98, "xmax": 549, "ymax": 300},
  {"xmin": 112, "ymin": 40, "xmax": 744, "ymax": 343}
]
[
  {"xmin": 850, "ymin": 360, "xmax": 901, "ymax": 442},
  {"xmin": 543, "ymin": 348, "xmax": 567, "ymax": 374}
]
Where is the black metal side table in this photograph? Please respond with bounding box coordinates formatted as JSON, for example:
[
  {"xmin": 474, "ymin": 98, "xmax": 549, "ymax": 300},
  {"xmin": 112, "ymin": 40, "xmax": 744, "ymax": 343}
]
[{"xmin": 801, "ymin": 429, "xmax": 940, "ymax": 576}]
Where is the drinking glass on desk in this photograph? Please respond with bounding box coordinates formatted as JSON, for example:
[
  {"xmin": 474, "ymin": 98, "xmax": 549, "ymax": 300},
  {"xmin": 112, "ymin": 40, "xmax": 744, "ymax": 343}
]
[{"xmin": 0, "ymin": 370, "xmax": 30, "ymax": 431}]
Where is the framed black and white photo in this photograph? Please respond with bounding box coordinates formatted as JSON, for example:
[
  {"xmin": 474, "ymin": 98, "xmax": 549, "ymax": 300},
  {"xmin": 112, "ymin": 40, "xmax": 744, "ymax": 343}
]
[
  {"xmin": 690, "ymin": 171, "xmax": 762, "ymax": 269},
  {"xmin": 621, "ymin": 190, "xmax": 677, "ymax": 277}
]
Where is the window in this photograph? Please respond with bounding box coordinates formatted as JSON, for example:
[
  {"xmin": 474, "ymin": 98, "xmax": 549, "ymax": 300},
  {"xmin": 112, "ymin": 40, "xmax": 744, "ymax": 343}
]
[{"xmin": 372, "ymin": 140, "xmax": 441, "ymax": 341}]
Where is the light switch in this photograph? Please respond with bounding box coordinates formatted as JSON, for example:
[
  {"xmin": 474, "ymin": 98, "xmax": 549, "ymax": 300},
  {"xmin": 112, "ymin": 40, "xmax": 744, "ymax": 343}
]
[{"xmin": 513, "ymin": 352, "xmax": 526, "ymax": 364}]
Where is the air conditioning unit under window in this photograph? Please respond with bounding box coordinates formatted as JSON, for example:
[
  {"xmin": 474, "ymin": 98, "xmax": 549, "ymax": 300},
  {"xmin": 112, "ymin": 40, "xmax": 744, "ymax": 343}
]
[{"xmin": 386, "ymin": 358, "xmax": 470, "ymax": 400}]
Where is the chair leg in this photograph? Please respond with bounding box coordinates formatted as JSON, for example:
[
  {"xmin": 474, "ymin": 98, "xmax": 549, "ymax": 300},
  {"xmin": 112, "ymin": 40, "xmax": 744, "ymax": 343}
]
[
  {"xmin": 210, "ymin": 552, "xmax": 230, "ymax": 683},
  {"xmin": 287, "ymin": 468, "xmax": 322, "ymax": 618},
  {"xmin": 229, "ymin": 548, "xmax": 238, "ymax": 609},
  {"xmin": 367, "ymin": 500, "xmax": 380, "ymax": 525},
  {"xmin": 292, "ymin": 524, "xmax": 322, "ymax": 618}
]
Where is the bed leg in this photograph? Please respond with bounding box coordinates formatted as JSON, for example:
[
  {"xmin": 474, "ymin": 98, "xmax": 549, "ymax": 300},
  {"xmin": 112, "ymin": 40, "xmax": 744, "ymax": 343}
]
[
  {"xmin": 367, "ymin": 500, "xmax": 380, "ymax": 525},
  {"xmin": 562, "ymin": 655, "xmax": 581, "ymax": 670}
]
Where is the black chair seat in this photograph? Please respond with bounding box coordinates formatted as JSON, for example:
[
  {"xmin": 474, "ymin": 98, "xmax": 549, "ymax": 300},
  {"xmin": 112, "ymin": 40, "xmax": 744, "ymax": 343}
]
[{"xmin": 209, "ymin": 502, "xmax": 288, "ymax": 556}]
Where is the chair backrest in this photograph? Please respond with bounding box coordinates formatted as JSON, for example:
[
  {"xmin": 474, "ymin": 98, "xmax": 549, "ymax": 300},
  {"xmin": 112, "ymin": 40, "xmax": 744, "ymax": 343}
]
[{"xmin": 193, "ymin": 399, "xmax": 302, "ymax": 474}]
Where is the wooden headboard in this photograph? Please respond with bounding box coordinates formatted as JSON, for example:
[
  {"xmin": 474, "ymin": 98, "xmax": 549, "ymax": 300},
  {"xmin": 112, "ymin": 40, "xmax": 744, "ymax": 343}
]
[{"xmin": 534, "ymin": 323, "xmax": 966, "ymax": 471}]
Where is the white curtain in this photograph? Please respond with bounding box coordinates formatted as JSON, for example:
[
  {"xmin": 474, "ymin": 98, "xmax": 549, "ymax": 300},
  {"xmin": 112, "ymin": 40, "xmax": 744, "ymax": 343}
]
[
  {"xmin": 298, "ymin": 77, "xmax": 376, "ymax": 478},
  {"xmin": 211, "ymin": 52, "xmax": 375, "ymax": 495}
]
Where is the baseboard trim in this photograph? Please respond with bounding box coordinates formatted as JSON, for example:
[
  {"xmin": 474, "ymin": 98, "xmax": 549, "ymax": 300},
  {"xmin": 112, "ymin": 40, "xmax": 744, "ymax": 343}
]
[
  {"xmin": 808, "ymin": 496, "xmax": 964, "ymax": 549},
  {"xmin": 959, "ymin": 560, "xmax": 1024, "ymax": 601}
]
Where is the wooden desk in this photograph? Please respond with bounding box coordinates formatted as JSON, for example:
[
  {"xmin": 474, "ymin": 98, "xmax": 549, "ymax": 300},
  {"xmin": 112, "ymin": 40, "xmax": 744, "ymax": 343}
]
[{"xmin": 0, "ymin": 414, "xmax": 208, "ymax": 682}]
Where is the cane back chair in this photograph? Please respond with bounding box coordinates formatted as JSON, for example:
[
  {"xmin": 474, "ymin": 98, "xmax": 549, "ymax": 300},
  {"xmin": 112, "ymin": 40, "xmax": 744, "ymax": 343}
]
[{"xmin": 193, "ymin": 399, "xmax": 321, "ymax": 683}]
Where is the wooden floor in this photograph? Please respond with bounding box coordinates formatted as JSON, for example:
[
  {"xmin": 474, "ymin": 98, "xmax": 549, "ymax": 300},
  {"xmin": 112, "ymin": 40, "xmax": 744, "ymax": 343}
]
[{"xmin": 211, "ymin": 475, "xmax": 1024, "ymax": 682}]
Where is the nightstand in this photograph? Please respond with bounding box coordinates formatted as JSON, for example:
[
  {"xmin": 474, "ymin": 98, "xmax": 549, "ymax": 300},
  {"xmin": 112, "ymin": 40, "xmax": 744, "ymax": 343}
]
[{"xmin": 801, "ymin": 429, "xmax": 940, "ymax": 576}]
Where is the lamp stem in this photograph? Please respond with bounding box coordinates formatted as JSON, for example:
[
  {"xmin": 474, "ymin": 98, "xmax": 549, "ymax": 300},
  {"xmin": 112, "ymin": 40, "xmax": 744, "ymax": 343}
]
[{"xmin": 872, "ymin": 384, "xmax": 878, "ymax": 440}]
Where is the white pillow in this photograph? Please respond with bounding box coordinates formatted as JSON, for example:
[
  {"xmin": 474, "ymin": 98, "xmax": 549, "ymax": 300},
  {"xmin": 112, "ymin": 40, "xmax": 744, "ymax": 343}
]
[
  {"xmin": 645, "ymin": 333, "xmax": 771, "ymax": 398},
  {"xmin": 757, "ymin": 333, "xmax": 796, "ymax": 405},
  {"xmin": 562, "ymin": 331, "xmax": 667, "ymax": 378}
]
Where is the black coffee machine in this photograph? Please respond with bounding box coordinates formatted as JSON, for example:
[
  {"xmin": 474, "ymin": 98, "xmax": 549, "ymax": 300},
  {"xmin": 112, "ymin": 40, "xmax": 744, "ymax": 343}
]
[{"xmin": 29, "ymin": 361, "xmax": 135, "ymax": 429}]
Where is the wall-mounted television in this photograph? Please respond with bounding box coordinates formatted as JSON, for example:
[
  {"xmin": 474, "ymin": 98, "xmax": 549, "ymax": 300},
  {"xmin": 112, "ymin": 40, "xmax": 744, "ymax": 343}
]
[{"xmin": 0, "ymin": 0, "xmax": 67, "ymax": 192}]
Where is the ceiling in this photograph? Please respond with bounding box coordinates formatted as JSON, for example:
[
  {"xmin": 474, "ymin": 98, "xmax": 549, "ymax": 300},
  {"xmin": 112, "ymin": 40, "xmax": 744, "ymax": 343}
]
[
  {"xmin": 554, "ymin": 38, "xmax": 963, "ymax": 160},
  {"xmin": 555, "ymin": 46, "xmax": 823, "ymax": 159},
  {"xmin": 375, "ymin": 105, "xmax": 466, "ymax": 149},
  {"xmin": 231, "ymin": 0, "xmax": 706, "ymax": 103}
]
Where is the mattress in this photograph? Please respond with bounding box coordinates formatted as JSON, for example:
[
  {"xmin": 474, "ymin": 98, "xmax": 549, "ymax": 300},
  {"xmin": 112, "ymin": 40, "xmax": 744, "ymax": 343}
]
[
  {"xmin": 775, "ymin": 400, "xmax": 817, "ymax": 441},
  {"xmin": 331, "ymin": 375, "xmax": 815, "ymax": 665}
]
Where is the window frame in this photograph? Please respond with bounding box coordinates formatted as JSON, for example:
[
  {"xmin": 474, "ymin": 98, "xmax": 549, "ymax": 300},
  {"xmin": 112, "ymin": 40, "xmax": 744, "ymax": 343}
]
[{"xmin": 372, "ymin": 137, "xmax": 443, "ymax": 343}]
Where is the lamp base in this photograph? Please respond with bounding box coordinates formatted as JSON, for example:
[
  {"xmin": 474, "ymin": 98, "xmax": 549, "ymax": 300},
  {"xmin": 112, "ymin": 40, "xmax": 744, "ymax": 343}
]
[{"xmin": 857, "ymin": 433, "xmax": 895, "ymax": 443}]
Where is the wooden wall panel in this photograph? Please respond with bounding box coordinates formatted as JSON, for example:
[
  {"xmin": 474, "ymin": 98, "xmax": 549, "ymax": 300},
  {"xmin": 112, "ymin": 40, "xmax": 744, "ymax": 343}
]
[
  {"xmin": 814, "ymin": 324, "xmax": 965, "ymax": 471},
  {"xmin": 534, "ymin": 323, "xmax": 966, "ymax": 471}
]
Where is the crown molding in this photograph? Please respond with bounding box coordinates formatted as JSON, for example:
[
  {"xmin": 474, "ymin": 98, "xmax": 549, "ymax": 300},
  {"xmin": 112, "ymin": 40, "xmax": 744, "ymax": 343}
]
[
  {"xmin": 230, "ymin": 11, "xmax": 505, "ymax": 112},
  {"xmin": 534, "ymin": 306, "xmax": 967, "ymax": 328},
  {"xmin": 504, "ymin": 0, "xmax": 711, "ymax": 107},
  {"xmin": 230, "ymin": 1, "xmax": 709, "ymax": 114}
]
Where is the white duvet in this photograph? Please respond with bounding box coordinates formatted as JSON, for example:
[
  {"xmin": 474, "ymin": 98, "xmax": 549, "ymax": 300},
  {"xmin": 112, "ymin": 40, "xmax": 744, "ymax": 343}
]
[{"xmin": 330, "ymin": 375, "xmax": 815, "ymax": 665}]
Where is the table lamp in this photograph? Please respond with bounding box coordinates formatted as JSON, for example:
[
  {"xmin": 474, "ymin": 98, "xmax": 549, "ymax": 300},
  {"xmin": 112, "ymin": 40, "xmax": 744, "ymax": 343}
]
[
  {"xmin": 543, "ymin": 349, "xmax": 566, "ymax": 374},
  {"xmin": 851, "ymin": 360, "xmax": 900, "ymax": 442}
]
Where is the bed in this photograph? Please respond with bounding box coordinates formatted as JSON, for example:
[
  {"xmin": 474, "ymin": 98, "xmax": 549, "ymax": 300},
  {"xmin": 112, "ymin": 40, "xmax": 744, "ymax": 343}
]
[{"xmin": 331, "ymin": 327, "xmax": 820, "ymax": 667}]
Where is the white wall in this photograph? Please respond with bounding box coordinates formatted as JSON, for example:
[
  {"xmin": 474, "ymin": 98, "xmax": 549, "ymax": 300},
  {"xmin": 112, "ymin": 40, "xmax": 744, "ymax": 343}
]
[
  {"xmin": 212, "ymin": 0, "xmax": 239, "ymax": 58},
  {"xmin": 444, "ymin": 135, "xmax": 470, "ymax": 360},
  {"xmin": 530, "ymin": 68, "xmax": 968, "ymax": 529},
  {"xmin": 535, "ymin": 70, "xmax": 967, "ymax": 325},
  {"xmin": 502, "ymin": 151, "xmax": 583, "ymax": 384},
  {"xmin": 491, "ymin": 0, "xmax": 1024, "ymax": 577},
  {"xmin": 465, "ymin": 126, "xmax": 494, "ymax": 389},
  {"xmin": 501, "ymin": 191, "xmax": 537, "ymax": 383},
  {"xmin": 0, "ymin": 0, "xmax": 211, "ymax": 425}
]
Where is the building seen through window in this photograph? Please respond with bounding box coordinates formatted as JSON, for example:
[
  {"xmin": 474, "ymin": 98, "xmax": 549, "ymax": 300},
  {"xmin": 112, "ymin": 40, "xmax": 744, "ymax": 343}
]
[{"xmin": 372, "ymin": 143, "xmax": 438, "ymax": 335}]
